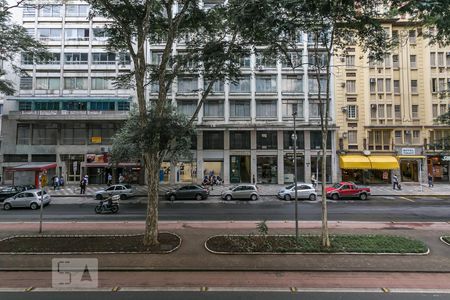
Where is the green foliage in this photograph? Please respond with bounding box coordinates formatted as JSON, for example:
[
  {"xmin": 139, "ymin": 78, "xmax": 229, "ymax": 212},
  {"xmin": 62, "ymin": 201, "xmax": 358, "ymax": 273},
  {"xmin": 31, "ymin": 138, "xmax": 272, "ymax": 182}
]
[
  {"xmin": 443, "ymin": 236, "xmax": 450, "ymax": 244},
  {"xmin": 256, "ymin": 220, "xmax": 269, "ymax": 236},
  {"xmin": 436, "ymin": 110, "xmax": 450, "ymax": 125},
  {"xmin": 0, "ymin": 1, "xmax": 49, "ymax": 95}
]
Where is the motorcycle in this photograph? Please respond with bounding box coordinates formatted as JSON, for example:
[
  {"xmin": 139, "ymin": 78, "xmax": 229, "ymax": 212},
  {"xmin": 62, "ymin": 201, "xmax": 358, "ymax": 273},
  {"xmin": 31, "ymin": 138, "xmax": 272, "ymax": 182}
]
[{"xmin": 95, "ymin": 195, "xmax": 120, "ymax": 214}]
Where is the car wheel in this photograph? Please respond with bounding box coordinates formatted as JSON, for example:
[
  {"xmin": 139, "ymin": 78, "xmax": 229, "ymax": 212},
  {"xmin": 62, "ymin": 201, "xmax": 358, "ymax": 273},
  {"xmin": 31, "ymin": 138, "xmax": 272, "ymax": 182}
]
[
  {"xmin": 225, "ymin": 194, "xmax": 232, "ymax": 201},
  {"xmin": 120, "ymin": 194, "xmax": 127, "ymax": 200},
  {"xmin": 3, "ymin": 203, "xmax": 11, "ymax": 210},
  {"xmin": 250, "ymin": 194, "xmax": 258, "ymax": 201},
  {"xmin": 195, "ymin": 194, "xmax": 203, "ymax": 201},
  {"xmin": 284, "ymin": 194, "xmax": 291, "ymax": 201},
  {"xmin": 30, "ymin": 202, "xmax": 39, "ymax": 210},
  {"xmin": 169, "ymin": 194, "xmax": 176, "ymax": 201},
  {"xmin": 309, "ymin": 194, "xmax": 317, "ymax": 201},
  {"xmin": 359, "ymin": 193, "xmax": 368, "ymax": 200},
  {"xmin": 331, "ymin": 193, "xmax": 339, "ymax": 200},
  {"xmin": 96, "ymin": 194, "xmax": 103, "ymax": 200}
]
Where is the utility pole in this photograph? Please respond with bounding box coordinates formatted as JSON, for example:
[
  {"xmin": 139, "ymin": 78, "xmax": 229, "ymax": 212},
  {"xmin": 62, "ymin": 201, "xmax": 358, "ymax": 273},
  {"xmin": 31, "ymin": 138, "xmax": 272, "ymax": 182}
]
[
  {"xmin": 292, "ymin": 111, "xmax": 299, "ymax": 240},
  {"xmin": 39, "ymin": 174, "xmax": 44, "ymax": 234}
]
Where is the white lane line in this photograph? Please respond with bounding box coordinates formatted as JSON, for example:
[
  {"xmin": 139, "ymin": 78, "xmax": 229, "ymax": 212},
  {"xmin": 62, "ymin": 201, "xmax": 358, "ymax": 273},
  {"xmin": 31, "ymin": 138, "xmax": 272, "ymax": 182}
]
[{"xmin": 399, "ymin": 196, "xmax": 415, "ymax": 202}]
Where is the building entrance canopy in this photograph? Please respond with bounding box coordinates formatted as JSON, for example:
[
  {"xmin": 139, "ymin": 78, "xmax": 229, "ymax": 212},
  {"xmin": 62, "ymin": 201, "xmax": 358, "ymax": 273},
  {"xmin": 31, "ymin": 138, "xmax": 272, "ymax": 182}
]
[
  {"xmin": 339, "ymin": 155, "xmax": 399, "ymax": 170},
  {"xmin": 8, "ymin": 163, "xmax": 57, "ymax": 172}
]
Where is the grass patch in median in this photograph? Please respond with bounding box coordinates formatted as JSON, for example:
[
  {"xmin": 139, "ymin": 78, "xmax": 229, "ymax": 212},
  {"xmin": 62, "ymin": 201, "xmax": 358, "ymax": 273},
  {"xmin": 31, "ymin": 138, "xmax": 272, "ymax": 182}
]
[
  {"xmin": 442, "ymin": 236, "xmax": 450, "ymax": 245},
  {"xmin": 206, "ymin": 234, "xmax": 428, "ymax": 254},
  {"xmin": 0, "ymin": 233, "xmax": 180, "ymax": 254}
]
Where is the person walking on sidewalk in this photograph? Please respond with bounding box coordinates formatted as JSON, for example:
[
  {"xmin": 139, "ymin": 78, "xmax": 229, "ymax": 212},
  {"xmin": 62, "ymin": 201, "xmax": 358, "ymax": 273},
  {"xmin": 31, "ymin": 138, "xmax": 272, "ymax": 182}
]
[
  {"xmin": 393, "ymin": 174, "xmax": 400, "ymax": 190},
  {"xmin": 107, "ymin": 173, "xmax": 112, "ymax": 186},
  {"xmin": 311, "ymin": 174, "xmax": 317, "ymax": 188},
  {"xmin": 80, "ymin": 179, "xmax": 86, "ymax": 194},
  {"xmin": 428, "ymin": 173, "xmax": 434, "ymax": 188}
]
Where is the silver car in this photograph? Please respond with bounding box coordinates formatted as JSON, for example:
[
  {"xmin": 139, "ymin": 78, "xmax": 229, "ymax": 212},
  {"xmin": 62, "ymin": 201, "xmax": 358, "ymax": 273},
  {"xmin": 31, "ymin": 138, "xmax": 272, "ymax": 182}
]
[
  {"xmin": 221, "ymin": 184, "xmax": 259, "ymax": 201},
  {"xmin": 277, "ymin": 183, "xmax": 317, "ymax": 201},
  {"xmin": 95, "ymin": 184, "xmax": 135, "ymax": 200},
  {"xmin": 3, "ymin": 189, "xmax": 51, "ymax": 210}
]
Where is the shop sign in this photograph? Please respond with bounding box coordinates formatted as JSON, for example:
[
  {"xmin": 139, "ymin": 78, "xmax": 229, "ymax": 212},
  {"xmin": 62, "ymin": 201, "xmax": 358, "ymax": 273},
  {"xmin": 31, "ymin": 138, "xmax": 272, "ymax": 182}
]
[
  {"xmin": 442, "ymin": 155, "xmax": 450, "ymax": 161},
  {"xmin": 91, "ymin": 136, "xmax": 102, "ymax": 144},
  {"xmin": 401, "ymin": 148, "xmax": 416, "ymax": 155},
  {"xmin": 382, "ymin": 171, "xmax": 388, "ymax": 180}
]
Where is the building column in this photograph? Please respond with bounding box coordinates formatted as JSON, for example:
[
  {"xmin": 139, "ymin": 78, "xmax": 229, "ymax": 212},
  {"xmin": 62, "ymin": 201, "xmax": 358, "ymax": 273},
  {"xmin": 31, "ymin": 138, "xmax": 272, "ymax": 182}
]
[
  {"xmin": 251, "ymin": 130, "xmax": 257, "ymax": 183},
  {"xmin": 277, "ymin": 130, "xmax": 284, "ymax": 184},
  {"xmin": 196, "ymin": 131, "xmax": 204, "ymax": 183},
  {"xmin": 223, "ymin": 129, "xmax": 230, "ymax": 184},
  {"xmin": 331, "ymin": 130, "xmax": 338, "ymax": 183},
  {"xmin": 169, "ymin": 163, "xmax": 177, "ymax": 184},
  {"xmin": 304, "ymin": 130, "xmax": 312, "ymax": 183}
]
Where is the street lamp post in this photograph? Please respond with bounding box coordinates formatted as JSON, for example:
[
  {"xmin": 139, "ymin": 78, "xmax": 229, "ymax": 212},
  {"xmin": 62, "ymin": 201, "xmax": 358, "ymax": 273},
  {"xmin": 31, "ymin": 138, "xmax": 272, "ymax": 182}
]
[{"xmin": 292, "ymin": 111, "xmax": 299, "ymax": 240}]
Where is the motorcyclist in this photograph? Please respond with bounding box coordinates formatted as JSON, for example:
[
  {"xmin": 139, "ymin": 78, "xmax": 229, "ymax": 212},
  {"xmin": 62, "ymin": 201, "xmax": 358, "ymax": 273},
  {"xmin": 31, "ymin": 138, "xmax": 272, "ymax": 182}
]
[{"xmin": 101, "ymin": 196, "xmax": 113, "ymax": 209}]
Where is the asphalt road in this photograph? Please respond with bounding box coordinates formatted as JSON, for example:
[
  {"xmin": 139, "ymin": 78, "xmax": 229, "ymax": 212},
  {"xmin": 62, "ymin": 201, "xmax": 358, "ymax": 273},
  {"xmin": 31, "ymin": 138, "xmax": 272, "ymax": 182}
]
[
  {"xmin": 0, "ymin": 292, "xmax": 449, "ymax": 300},
  {"xmin": 0, "ymin": 195, "xmax": 449, "ymax": 222}
]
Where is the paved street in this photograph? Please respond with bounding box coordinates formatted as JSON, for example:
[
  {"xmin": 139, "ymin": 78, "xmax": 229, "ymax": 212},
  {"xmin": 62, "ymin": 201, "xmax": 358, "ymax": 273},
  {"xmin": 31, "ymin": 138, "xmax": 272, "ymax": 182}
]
[{"xmin": 1, "ymin": 195, "xmax": 450, "ymax": 222}]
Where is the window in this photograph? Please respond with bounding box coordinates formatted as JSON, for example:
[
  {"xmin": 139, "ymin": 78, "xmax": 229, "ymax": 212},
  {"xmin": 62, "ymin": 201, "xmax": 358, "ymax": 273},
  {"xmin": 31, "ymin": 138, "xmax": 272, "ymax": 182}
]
[
  {"xmin": 65, "ymin": 28, "xmax": 90, "ymax": 41},
  {"xmin": 37, "ymin": 28, "xmax": 61, "ymax": 40},
  {"xmin": 393, "ymin": 54, "xmax": 399, "ymax": 68},
  {"xmin": 36, "ymin": 78, "xmax": 60, "ymax": 90},
  {"xmin": 119, "ymin": 53, "xmax": 131, "ymax": 65},
  {"xmin": 90, "ymin": 102, "xmax": 115, "ymax": 111},
  {"xmin": 310, "ymin": 131, "xmax": 332, "ymax": 149},
  {"xmin": 118, "ymin": 102, "xmax": 130, "ymax": 111},
  {"xmin": 17, "ymin": 124, "xmax": 31, "ymax": 145},
  {"xmin": 347, "ymin": 105, "xmax": 357, "ymax": 119},
  {"xmin": 92, "ymin": 52, "xmax": 116, "ymax": 64},
  {"xmin": 62, "ymin": 101, "xmax": 87, "ymax": 111},
  {"xmin": 255, "ymin": 75, "xmax": 277, "ymax": 93},
  {"xmin": 378, "ymin": 104, "xmax": 385, "ymax": 118},
  {"xmin": 177, "ymin": 77, "xmax": 198, "ymax": 93},
  {"xmin": 256, "ymin": 100, "xmax": 277, "ymax": 118},
  {"xmin": 394, "ymin": 80, "xmax": 400, "ymax": 94},
  {"xmin": 369, "ymin": 78, "xmax": 376, "ymax": 93},
  {"xmin": 413, "ymin": 130, "xmax": 420, "ymax": 144},
  {"xmin": 282, "ymin": 100, "xmax": 303, "ymax": 118},
  {"xmin": 255, "ymin": 54, "xmax": 277, "ymax": 68},
  {"xmin": 230, "ymin": 76, "xmax": 251, "ymax": 93},
  {"xmin": 440, "ymin": 104, "xmax": 447, "ymax": 114},
  {"xmin": 19, "ymin": 101, "xmax": 32, "ymax": 111},
  {"xmin": 23, "ymin": 6, "xmax": 36, "ymax": 17},
  {"xmin": 203, "ymin": 131, "xmax": 223, "ymax": 149},
  {"xmin": 438, "ymin": 52, "xmax": 444, "ymax": 66},
  {"xmin": 177, "ymin": 100, "xmax": 197, "ymax": 116},
  {"xmin": 230, "ymin": 100, "xmax": 250, "ymax": 117},
  {"xmin": 39, "ymin": 53, "xmax": 60, "ymax": 65},
  {"xmin": 91, "ymin": 78, "xmax": 113, "ymax": 90},
  {"xmin": 203, "ymin": 100, "xmax": 224, "ymax": 117},
  {"xmin": 64, "ymin": 77, "xmax": 87, "ymax": 90},
  {"xmin": 230, "ymin": 131, "xmax": 251, "ymax": 149},
  {"xmin": 282, "ymin": 75, "xmax": 303, "ymax": 93},
  {"xmin": 151, "ymin": 52, "xmax": 163, "ymax": 65},
  {"xmin": 65, "ymin": 5, "xmax": 89, "ymax": 17},
  {"xmin": 21, "ymin": 53, "xmax": 34, "ymax": 65},
  {"xmin": 386, "ymin": 104, "xmax": 392, "ymax": 118},
  {"xmin": 432, "ymin": 104, "xmax": 438, "ymax": 118},
  {"xmin": 371, "ymin": 104, "xmax": 377, "ymax": 118},
  {"xmin": 404, "ymin": 130, "xmax": 412, "ymax": 144},
  {"xmin": 281, "ymin": 52, "xmax": 302, "ymax": 68},
  {"xmin": 348, "ymin": 130, "xmax": 357, "ymax": 144},
  {"xmin": 309, "ymin": 102, "xmax": 325, "ymax": 118},
  {"xmin": 88, "ymin": 124, "xmax": 115, "ymax": 144},
  {"xmin": 20, "ymin": 77, "xmax": 32, "ymax": 90},
  {"xmin": 34, "ymin": 102, "xmax": 59, "ymax": 110},
  {"xmin": 93, "ymin": 28, "xmax": 109, "ymax": 41},
  {"xmin": 395, "ymin": 105, "xmax": 401, "ymax": 120},
  {"xmin": 346, "ymin": 80, "xmax": 356, "ymax": 93},
  {"xmin": 411, "ymin": 80, "xmax": 418, "ymax": 94},
  {"xmin": 32, "ymin": 124, "xmax": 58, "ymax": 145},
  {"xmin": 430, "ymin": 52, "xmax": 436, "ymax": 67},
  {"xmin": 204, "ymin": 80, "xmax": 224, "ymax": 93},
  {"xmin": 377, "ymin": 79, "xmax": 384, "ymax": 93},
  {"xmin": 385, "ymin": 78, "xmax": 391, "ymax": 93},
  {"xmin": 394, "ymin": 131, "xmax": 402, "ymax": 144},
  {"xmin": 410, "ymin": 55, "xmax": 417, "ymax": 68},
  {"xmin": 308, "ymin": 76, "xmax": 327, "ymax": 93},
  {"xmin": 239, "ymin": 56, "xmax": 251, "ymax": 68},
  {"xmin": 345, "ymin": 55, "xmax": 355, "ymax": 67},
  {"xmin": 64, "ymin": 53, "xmax": 88, "ymax": 64},
  {"xmin": 257, "ymin": 131, "xmax": 277, "ymax": 150},
  {"xmin": 432, "ymin": 78, "xmax": 437, "ymax": 93},
  {"xmin": 447, "ymin": 52, "xmax": 450, "ymax": 67},
  {"xmin": 409, "ymin": 30, "xmax": 416, "ymax": 44},
  {"xmin": 384, "ymin": 54, "xmax": 391, "ymax": 68},
  {"xmin": 439, "ymin": 78, "xmax": 446, "ymax": 91},
  {"xmin": 412, "ymin": 105, "xmax": 419, "ymax": 118},
  {"xmin": 283, "ymin": 131, "xmax": 304, "ymax": 149},
  {"xmin": 39, "ymin": 5, "xmax": 61, "ymax": 17},
  {"xmin": 308, "ymin": 52, "xmax": 328, "ymax": 67}
]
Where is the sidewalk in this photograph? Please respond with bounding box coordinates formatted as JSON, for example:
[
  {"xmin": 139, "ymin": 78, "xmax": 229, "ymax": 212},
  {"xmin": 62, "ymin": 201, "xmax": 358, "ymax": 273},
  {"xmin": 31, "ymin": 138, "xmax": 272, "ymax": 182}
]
[{"xmin": 45, "ymin": 182, "xmax": 450, "ymax": 197}]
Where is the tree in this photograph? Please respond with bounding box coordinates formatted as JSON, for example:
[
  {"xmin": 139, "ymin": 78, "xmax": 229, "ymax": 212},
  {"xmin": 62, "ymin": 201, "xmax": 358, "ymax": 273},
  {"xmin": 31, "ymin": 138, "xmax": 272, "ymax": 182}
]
[
  {"xmin": 87, "ymin": 0, "xmax": 250, "ymax": 246},
  {"xmin": 236, "ymin": 0, "xmax": 391, "ymax": 247},
  {"xmin": 0, "ymin": 0, "xmax": 48, "ymax": 95}
]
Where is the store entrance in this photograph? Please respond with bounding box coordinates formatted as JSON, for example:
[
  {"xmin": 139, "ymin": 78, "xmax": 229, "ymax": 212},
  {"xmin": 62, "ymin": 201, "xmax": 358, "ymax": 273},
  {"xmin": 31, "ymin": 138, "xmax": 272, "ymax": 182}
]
[
  {"xmin": 230, "ymin": 155, "xmax": 251, "ymax": 183},
  {"xmin": 400, "ymin": 160, "xmax": 419, "ymax": 182}
]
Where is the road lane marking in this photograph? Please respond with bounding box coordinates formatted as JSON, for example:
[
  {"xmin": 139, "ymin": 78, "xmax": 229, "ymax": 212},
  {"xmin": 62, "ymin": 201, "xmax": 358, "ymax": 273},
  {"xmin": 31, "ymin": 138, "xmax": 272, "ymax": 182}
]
[{"xmin": 399, "ymin": 196, "xmax": 415, "ymax": 202}]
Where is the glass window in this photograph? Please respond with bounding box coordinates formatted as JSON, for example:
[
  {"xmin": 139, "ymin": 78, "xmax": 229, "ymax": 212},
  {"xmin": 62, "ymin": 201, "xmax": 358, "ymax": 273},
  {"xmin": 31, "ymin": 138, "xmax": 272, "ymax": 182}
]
[
  {"xmin": 348, "ymin": 130, "xmax": 357, "ymax": 144},
  {"xmin": 371, "ymin": 104, "xmax": 377, "ymax": 118},
  {"xmin": 62, "ymin": 101, "xmax": 87, "ymax": 111},
  {"xmin": 20, "ymin": 77, "xmax": 32, "ymax": 90},
  {"xmin": 37, "ymin": 28, "xmax": 61, "ymax": 40},
  {"xmin": 430, "ymin": 52, "xmax": 436, "ymax": 67},
  {"xmin": 395, "ymin": 105, "xmax": 401, "ymax": 119},
  {"xmin": 88, "ymin": 124, "xmax": 115, "ymax": 144},
  {"xmin": 230, "ymin": 76, "xmax": 251, "ymax": 93},
  {"xmin": 384, "ymin": 54, "xmax": 391, "ymax": 68},
  {"xmin": 411, "ymin": 80, "xmax": 418, "ymax": 93},
  {"xmin": 203, "ymin": 100, "xmax": 224, "ymax": 117},
  {"xmin": 203, "ymin": 131, "xmax": 223, "ymax": 149},
  {"xmin": 93, "ymin": 28, "xmax": 109, "ymax": 40},
  {"xmin": 378, "ymin": 104, "xmax": 385, "ymax": 118},
  {"xmin": 308, "ymin": 76, "xmax": 327, "ymax": 93},
  {"xmin": 346, "ymin": 80, "xmax": 356, "ymax": 93},
  {"xmin": 21, "ymin": 53, "xmax": 34, "ymax": 65},
  {"xmin": 256, "ymin": 100, "xmax": 277, "ymax": 118},
  {"xmin": 282, "ymin": 75, "xmax": 303, "ymax": 93},
  {"xmin": 90, "ymin": 102, "xmax": 115, "ymax": 111},
  {"xmin": 230, "ymin": 131, "xmax": 251, "ymax": 149},
  {"xmin": 385, "ymin": 78, "xmax": 391, "ymax": 93},
  {"xmin": 239, "ymin": 56, "xmax": 251, "ymax": 68},
  {"xmin": 386, "ymin": 104, "xmax": 392, "ymax": 118},
  {"xmin": 410, "ymin": 55, "xmax": 417, "ymax": 68},
  {"xmin": 409, "ymin": 30, "xmax": 416, "ymax": 44},
  {"xmin": 36, "ymin": 78, "xmax": 60, "ymax": 90},
  {"xmin": 411, "ymin": 105, "xmax": 419, "ymax": 118},
  {"xmin": 310, "ymin": 131, "xmax": 332, "ymax": 149},
  {"xmin": 369, "ymin": 78, "xmax": 376, "ymax": 93},
  {"xmin": 204, "ymin": 80, "xmax": 224, "ymax": 93},
  {"xmin": 255, "ymin": 54, "xmax": 277, "ymax": 68},
  {"xmin": 393, "ymin": 54, "xmax": 399, "ymax": 68},
  {"xmin": 177, "ymin": 76, "xmax": 198, "ymax": 93},
  {"xmin": 19, "ymin": 101, "xmax": 32, "ymax": 111},
  {"xmin": 64, "ymin": 77, "xmax": 88, "ymax": 90},
  {"xmin": 394, "ymin": 80, "xmax": 400, "ymax": 93},
  {"xmin": 439, "ymin": 78, "xmax": 446, "ymax": 91},
  {"xmin": 91, "ymin": 77, "xmax": 113, "ymax": 90},
  {"xmin": 255, "ymin": 75, "xmax": 277, "ymax": 93},
  {"xmin": 117, "ymin": 102, "xmax": 130, "ymax": 111},
  {"xmin": 432, "ymin": 104, "xmax": 438, "ymax": 118},
  {"xmin": 377, "ymin": 79, "xmax": 384, "ymax": 93},
  {"xmin": 65, "ymin": 28, "xmax": 90, "ymax": 41},
  {"xmin": 32, "ymin": 124, "xmax": 58, "ymax": 145},
  {"xmin": 309, "ymin": 102, "xmax": 325, "ymax": 118},
  {"xmin": 119, "ymin": 52, "xmax": 131, "ymax": 65},
  {"xmin": 282, "ymin": 100, "xmax": 303, "ymax": 118},
  {"xmin": 17, "ymin": 124, "xmax": 31, "ymax": 145},
  {"xmin": 35, "ymin": 102, "xmax": 59, "ymax": 110},
  {"xmin": 61, "ymin": 124, "xmax": 86, "ymax": 145},
  {"xmin": 257, "ymin": 131, "xmax": 277, "ymax": 150},
  {"xmin": 64, "ymin": 53, "xmax": 88, "ymax": 64},
  {"xmin": 438, "ymin": 52, "xmax": 444, "ymax": 66},
  {"xmin": 394, "ymin": 131, "xmax": 402, "ymax": 144},
  {"xmin": 177, "ymin": 100, "xmax": 197, "ymax": 116},
  {"xmin": 92, "ymin": 52, "xmax": 116, "ymax": 64},
  {"xmin": 39, "ymin": 5, "xmax": 61, "ymax": 17},
  {"xmin": 347, "ymin": 105, "xmax": 357, "ymax": 119},
  {"xmin": 345, "ymin": 55, "xmax": 355, "ymax": 67},
  {"xmin": 230, "ymin": 100, "xmax": 250, "ymax": 117},
  {"xmin": 23, "ymin": 6, "xmax": 36, "ymax": 17},
  {"xmin": 65, "ymin": 5, "xmax": 89, "ymax": 17},
  {"xmin": 281, "ymin": 52, "xmax": 302, "ymax": 68},
  {"xmin": 283, "ymin": 131, "xmax": 304, "ymax": 149}
]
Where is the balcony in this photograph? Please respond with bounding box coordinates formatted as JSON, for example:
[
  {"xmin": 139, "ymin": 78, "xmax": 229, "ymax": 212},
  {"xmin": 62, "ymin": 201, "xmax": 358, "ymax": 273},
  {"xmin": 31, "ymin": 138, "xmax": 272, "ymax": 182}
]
[{"xmin": 8, "ymin": 110, "xmax": 129, "ymax": 121}]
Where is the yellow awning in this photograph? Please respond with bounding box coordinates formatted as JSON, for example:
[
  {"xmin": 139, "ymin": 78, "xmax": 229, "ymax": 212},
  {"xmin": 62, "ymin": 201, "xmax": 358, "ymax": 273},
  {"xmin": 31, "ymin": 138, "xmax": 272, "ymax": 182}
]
[
  {"xmin": 397, "ymin": 155, "xmax": 425, "ymax": 159},
  {"xmin": 339, "ymin": 155, "xmax": 371, "ymax": 169},
  {"xmin": 368, "ymin": 156, "xmax": 399, "ymax": 170}
]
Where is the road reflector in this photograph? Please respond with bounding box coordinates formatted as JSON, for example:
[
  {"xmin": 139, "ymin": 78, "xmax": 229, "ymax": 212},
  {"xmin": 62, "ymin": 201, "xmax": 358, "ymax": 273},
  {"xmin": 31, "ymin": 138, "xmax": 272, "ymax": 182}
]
[
  {"xmin": 290, "ymin": 287, "xmax": 298, "ymax": 292},
  {"xmin": 24, "ymin": 287, "xmax": 34, "ymax": 292},
  {"xmin": 381, "ymin": 287, "xmax": 390, "ymax": 293},
  {"xmin": 200, "ymin": 287, "xmax": 208, "ymax": 292},
  {"xmin": 112, "ymin": 286, "xmax": 120, "ymax": 292}
]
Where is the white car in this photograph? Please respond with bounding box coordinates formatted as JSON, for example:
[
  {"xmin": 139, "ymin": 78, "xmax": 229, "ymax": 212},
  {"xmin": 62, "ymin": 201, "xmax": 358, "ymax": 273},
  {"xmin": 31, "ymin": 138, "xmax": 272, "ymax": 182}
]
[
  {"xmin": 95, "ymin": 184, "xmax": 135, "ymax": 200},
  {"xmin": 3, "ymin": 189, "xmax": 51, "ymax": 210},
  {"xmin": 277, "ymin": 183, "xmax": 317, "ymax": 201}
]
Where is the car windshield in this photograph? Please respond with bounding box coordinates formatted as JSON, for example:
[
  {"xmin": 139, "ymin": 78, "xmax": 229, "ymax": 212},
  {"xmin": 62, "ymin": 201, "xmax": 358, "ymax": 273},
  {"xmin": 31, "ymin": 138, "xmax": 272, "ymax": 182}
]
[
  {"xmin": 36, "ymin": 191, "xmax": 47, "ymax": 196},
  {"xmin": 285, "ymin": 184, "xmax": 295, "ymax": 190},
  {"xmin": 332, "ymin": 183, "xmax": 342, "ymax": 188},
  {"xmin": 124, "ymin": 184, "xmax": 132, "ymax": 189}
]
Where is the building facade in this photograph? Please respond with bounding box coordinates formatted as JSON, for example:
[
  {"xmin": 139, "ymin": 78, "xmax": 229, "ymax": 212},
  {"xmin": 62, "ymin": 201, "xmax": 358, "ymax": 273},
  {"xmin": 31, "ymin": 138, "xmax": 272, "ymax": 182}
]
[
  {"xmin": 334, "ymin": 21, "xmax": 450, "ymax": 184},
  {"xmin": 1, "ymin": 0, "xmax": 338, "ymax": 186}
]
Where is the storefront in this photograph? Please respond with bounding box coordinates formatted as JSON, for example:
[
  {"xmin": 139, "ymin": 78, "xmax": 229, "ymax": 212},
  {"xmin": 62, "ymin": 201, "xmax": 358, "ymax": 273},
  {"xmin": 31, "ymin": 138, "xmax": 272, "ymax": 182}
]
[
  {"xmin": 427, "ymin": 154, "xmax": 450, "ymax": 182},
  {"xmin": 7, "ymin": 163, "xmax": 57, "ymax": 187},
  {"xmin": 257, "ymin": 156, "xmax": 277, "ymax": 184},
  {"xmin": 311, "ymin": 154, "xmax": 332, "ymax": 183},
  {"xmin": 339, "ymin": 155, "xmax": 399, "ymax": 184},
  {"xmin": 230, "ymin": 155, "xmax": 251, "ymax": 183},
  {"xmin": 283, "ymin": 153, "xmax": 305, "ymax": 183}
]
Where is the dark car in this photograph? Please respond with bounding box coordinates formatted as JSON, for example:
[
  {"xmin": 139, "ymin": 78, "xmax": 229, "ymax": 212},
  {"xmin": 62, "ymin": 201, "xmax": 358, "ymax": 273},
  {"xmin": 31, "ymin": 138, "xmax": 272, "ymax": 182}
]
[
  {"xmin": 0, "ymin": 186, "xmax": 22, "ymax": 202},
  {"xmin": 165, "ymin": 185, "xmax": 209, "ymax": 201}
]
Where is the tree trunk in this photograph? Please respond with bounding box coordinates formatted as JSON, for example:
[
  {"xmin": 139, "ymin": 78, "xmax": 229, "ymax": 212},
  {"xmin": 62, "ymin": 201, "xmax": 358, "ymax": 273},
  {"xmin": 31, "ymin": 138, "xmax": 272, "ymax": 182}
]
[
  {"xmin": 321, "ymin": 133, "xmax": 330, "ymax": 247},
  {"xmin": 143, "ymin": 151, "xmax": 160, "ymax": 247}
]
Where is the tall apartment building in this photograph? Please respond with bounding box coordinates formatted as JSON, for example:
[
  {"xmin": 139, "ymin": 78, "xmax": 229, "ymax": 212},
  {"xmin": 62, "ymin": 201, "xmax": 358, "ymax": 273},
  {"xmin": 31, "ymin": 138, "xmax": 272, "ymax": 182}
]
[
  {"xmin": 335, "ymin": 21, "xmax": 450, "ymax": 184},
  {"xmin": 1, "ymin": 1, "xmax": 338, "ymax": 186}
]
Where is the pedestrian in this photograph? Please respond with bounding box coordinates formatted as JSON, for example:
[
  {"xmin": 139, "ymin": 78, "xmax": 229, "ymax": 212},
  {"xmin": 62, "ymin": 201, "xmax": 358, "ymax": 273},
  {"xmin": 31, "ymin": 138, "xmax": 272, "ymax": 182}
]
[
  {"xmin": 252, "ymin": 174, "xmax": 256, "ymax": 184},
  {"xmin": 428, "ymin": 173, "xmax": 433, "ymax": 188},
  {"xmin": 119, "ymin": 174, "xmax": 124, "ymax": 184},
  {"xmin": 107, "ymin": 173, "xmax": 113, "ymax": 186},
  {"xmin": 393, "ymin": 174, "xmax": 399, "ymax": 190},
  {"xmin": 311, "ymin": 174, "xmax": 317, "ymax": 188},
  {"xmin": 84, "ymin": 175, "xmax": 89, "ymax": 186},
  {"xmin": 54, "ymin": 176, "xmax": 59, "ymax": 190},
  {"xmin": 79, "ymin": 179, "xmax": 85, "ymax": 194},
  {"xmin": 59, "ymin": 176, "xmax": 64, "ymax": 187}
]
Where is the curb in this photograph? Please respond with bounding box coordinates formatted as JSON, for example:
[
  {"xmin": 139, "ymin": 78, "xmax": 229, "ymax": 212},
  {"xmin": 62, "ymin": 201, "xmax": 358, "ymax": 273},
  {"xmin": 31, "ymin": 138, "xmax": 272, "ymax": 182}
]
[
  {"xmin": 204, "ymin": 234, "xmax": 430, "ymax": 256},
  {"xmin": 440, "ymin": 236, "xmax": 450, "ymax": 247}
]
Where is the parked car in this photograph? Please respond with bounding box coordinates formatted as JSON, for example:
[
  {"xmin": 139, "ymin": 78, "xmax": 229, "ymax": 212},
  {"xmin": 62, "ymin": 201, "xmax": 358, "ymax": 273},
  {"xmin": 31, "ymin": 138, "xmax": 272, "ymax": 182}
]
[
  {"xmin": 277, "ymin": 183, "xmax": 317, "ymax": 201},
  {"xmin": 95, "ymin": 184, "xmax": 135, "ymax": 200},
  {"xmin": 0, "ymin": 186, "xmax": 22, "ymax": 202},
  {"xmin": 221, "ymin": 184, "xmax": 259, "ymax": 201},
  {"xmin": 165, "ymin": 185, "xmax": 209, "ymax": 201},
  {"xmin": 3, "ymin": 189, "xmax": 51, "ymax": 210},
  {"xmin": 325, "ymin": 182, "xmax": 371, "ymax": 200}
]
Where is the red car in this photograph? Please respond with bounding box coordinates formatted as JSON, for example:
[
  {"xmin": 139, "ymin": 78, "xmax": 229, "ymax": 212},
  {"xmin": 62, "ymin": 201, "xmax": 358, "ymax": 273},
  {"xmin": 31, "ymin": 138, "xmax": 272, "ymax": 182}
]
[{"xmin": 325, "ymin": 182, "xmax": 371, "ymax": 200}]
